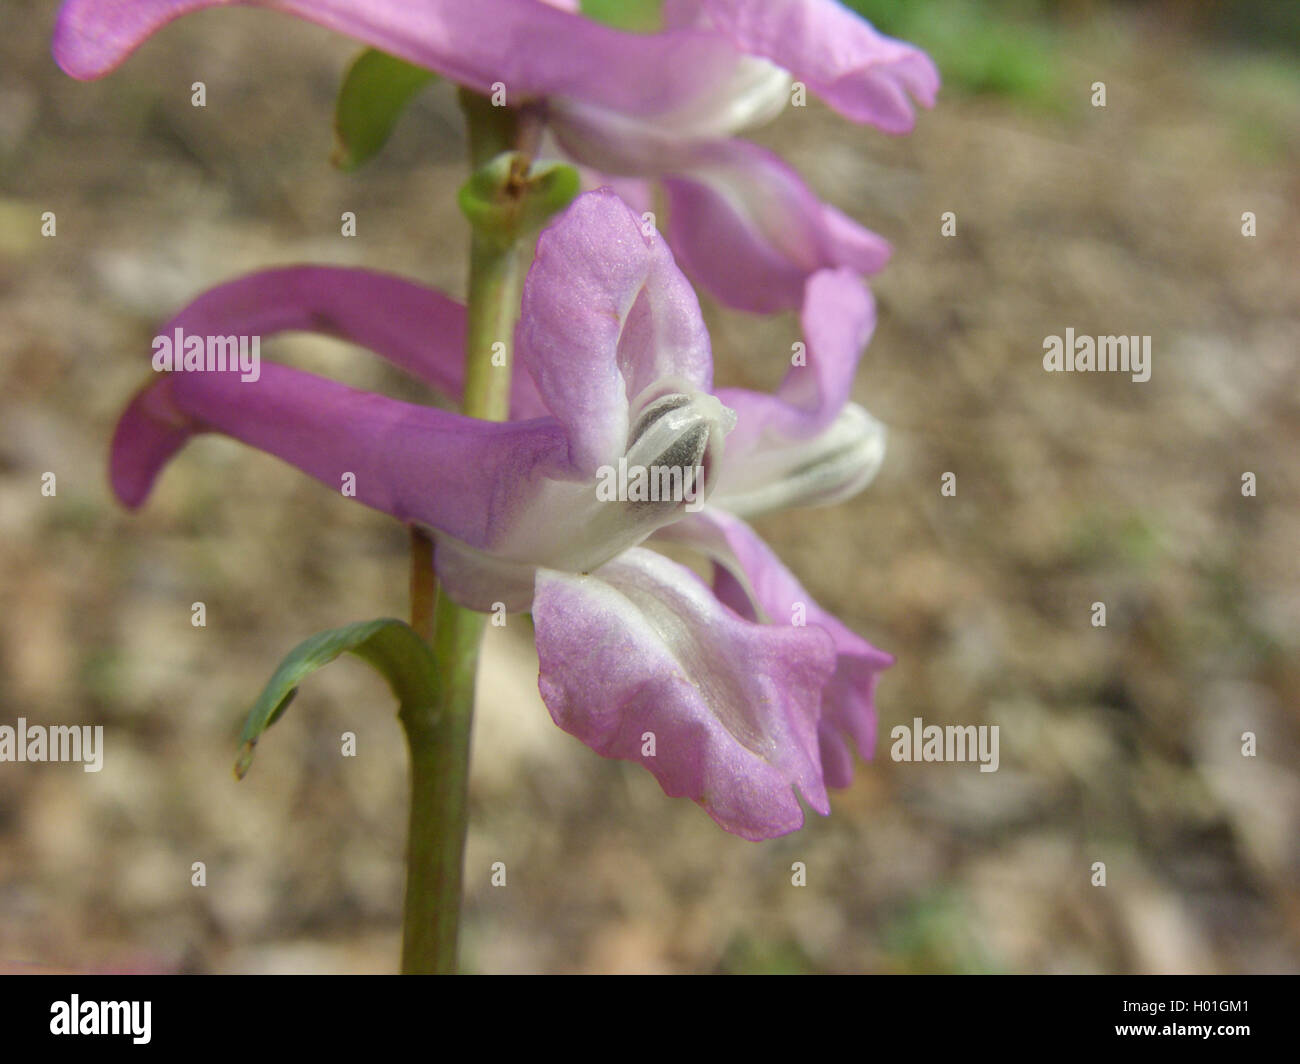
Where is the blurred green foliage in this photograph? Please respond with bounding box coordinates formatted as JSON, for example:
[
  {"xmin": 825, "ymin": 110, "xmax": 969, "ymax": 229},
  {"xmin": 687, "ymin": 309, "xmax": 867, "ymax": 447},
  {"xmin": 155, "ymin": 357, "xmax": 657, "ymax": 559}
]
[
  {"xmin": 881, "ymin": 889, "xmax": 1003, "ymax": 974},
  {"xmin": 718, "ymin": 933, "xmax": 817, "ymax": 974},
  {"xmin": 1066, "ymin": 507, "xmax": 1162, "ymax": 571},
  {"xmin": 1207, "ymin": 54, "xmax": 1300, "ymax": 164},
  {"xmin": 847, "ymin": 0, "xmax": 1066, "ymax": 108},
  {"xmin": 581, "ymin": 0, "xmax": 663, "ymax": 33}
]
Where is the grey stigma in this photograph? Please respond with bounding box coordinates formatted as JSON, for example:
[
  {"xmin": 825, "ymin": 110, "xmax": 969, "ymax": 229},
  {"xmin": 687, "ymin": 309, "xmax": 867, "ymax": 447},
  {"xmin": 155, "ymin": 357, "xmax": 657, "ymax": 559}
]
[
  {"xmin": 627, "ymin": 393, "xmax": 694, "ymax": 448},
  {"xmin": 624, "ymin": 393, "xmax": 712, "ymax": 509}
]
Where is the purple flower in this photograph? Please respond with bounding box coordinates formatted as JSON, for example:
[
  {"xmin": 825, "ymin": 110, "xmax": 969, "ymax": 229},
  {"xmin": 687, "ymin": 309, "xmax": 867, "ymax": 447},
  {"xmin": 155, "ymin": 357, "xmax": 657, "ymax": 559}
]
[
  {"xmin": 548, "ymin": 0, "xmax": 939, "ymax": 312},
  {"xmin": 54, "ymin": 0, "xmax": 938, "ymax": 312},
  {"xmin": 111, "ymin": 190, "xmax": 891, "ymax": 839}
]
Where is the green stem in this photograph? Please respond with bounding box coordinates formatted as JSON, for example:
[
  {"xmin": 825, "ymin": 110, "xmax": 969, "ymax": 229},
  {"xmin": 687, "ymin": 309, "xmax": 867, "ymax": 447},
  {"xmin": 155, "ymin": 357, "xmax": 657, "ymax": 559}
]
[
  {"xmin": 399, "ymin": 91, "xmax": 534, "ymax": 975},
  {"xmin": 462, "ymin": 231, "xmax": 526, "ymax": 416},
  {"xmin": 399, "ymin": 578, "xmax": 485, "ymax": 974}
]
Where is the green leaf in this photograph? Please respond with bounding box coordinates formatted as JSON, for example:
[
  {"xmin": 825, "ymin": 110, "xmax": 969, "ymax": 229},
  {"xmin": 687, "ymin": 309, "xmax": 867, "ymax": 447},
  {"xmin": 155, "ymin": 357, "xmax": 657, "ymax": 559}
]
[
  {"xmin": 332, "ymin": 49, "xmax": 436, "ymax": 171},
  {"xmin": 234, "ymin": 618, "xmax": 438, "ymax": 778},
  {"xmin": 580, "ymin": 0, "xmax": 663, "ymax": 32},
  {"xmin": 457, "ymin": 152, "xmax": 580, "ymax": 247}
]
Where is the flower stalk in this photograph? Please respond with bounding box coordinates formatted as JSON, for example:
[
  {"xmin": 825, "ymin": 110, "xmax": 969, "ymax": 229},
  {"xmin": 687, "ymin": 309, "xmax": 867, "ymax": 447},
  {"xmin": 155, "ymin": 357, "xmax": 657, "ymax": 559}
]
[{"xmin": 399, "ymin": 90, "xmax": 536, "ymax": 974}]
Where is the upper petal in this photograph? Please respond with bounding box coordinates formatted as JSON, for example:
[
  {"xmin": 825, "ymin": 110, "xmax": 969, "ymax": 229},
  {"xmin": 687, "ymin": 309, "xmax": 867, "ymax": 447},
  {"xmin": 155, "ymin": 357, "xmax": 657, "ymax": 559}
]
[
  {"xmin": 132, "ymin": 264, "xmax": 547, "ymax": 418},
  {"xmin": 111, "ymin": 194, "xmax": 731, "ymax": 613},
  {"xmin": 711, "ymin": 268, "xmax": 886, "ymax": 514},
  {"xmin": 52, "ymin": 0, "xmax": 741, "ymax": 117},
  {"xmin": 114, "ymin": 355, "xmax": 735, "ymax": 614},
  {"xmin": 549, "ymin": 55, "xmax": 791, "ymax": 173},
  {"xmin": 112, "ymin": 360, "xmax": 569, "ymax": 551},
  {"xmin": 697, "ymin": 0, "xmax": 940, "ymax": 132},
  {"xmin": 661, "ymin": 140, "xmax": 891, "ymax": 313},
  {"xmin": 518, "ymin": 188, "xmax": 712, "ymax": 475},
  {"xmin": 533, "ymin": 546, "xmax": 835, "ymax": 839},
  {"xmin": 657, "ymin": 509, "xmax": 892, "ymax": 788}
]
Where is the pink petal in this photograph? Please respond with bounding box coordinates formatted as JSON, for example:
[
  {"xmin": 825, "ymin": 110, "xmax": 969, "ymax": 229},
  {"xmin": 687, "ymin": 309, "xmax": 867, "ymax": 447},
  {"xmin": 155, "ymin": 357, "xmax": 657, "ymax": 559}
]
[
  {"xmin": 662, "ymin": 139, "xmax": 891, "ymax": 313},
  {"xmin": 53, "ymin": 0, "xmax": 739, "ymax": 117},
  {"xmin": 699, "ymin": 0, "xmax": 939, "ymax": 132},
  {"xmin": 660, "ymin": 509, "xmax": 892, "ymax": 788},
  {"xmin": 518, "ymin": 188, "xmax": 712, "ymax": 475},
  {"xmin": 127, "ymin": 264, "xmax": 546, "ymax": 418},
  {"xmin": 712, "ymin": 268, "xmax": 884, "ymax": 513},
  {"xmin": 533, "ymin": 547, "xmax": 835, "ymax": 839},
  {"xmin": 112, "ymin": 361, "xmax": 569, "ymax": 551}
]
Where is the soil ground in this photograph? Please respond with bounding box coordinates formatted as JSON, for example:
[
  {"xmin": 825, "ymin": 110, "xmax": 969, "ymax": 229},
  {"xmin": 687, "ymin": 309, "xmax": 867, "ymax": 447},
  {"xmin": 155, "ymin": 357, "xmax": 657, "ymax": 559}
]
[{"xmin": 0, "ymin": 1, "xmax": 1297, "ymax": 972}]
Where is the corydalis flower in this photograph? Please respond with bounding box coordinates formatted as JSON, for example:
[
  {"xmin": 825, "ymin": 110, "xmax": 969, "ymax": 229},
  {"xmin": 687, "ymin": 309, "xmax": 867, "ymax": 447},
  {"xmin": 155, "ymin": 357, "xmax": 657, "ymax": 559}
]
[
  {"xmin": 112, "ymin": 190, "xmax": 891, "ymax": 839},
  {"xmin": 53, "ymin": 0, "xmax": 938, "ymax": 313},
  {"xmin": 547, "ymin": 0, "xmax": 939, "ymax": 312}
]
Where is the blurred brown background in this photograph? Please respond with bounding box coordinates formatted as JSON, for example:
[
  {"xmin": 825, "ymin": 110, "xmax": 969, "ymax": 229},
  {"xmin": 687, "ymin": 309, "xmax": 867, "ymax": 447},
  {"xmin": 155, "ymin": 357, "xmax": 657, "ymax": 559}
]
[{"xmin": 0, "ymin": 0, "xmax": 1297, "ymax": 972}]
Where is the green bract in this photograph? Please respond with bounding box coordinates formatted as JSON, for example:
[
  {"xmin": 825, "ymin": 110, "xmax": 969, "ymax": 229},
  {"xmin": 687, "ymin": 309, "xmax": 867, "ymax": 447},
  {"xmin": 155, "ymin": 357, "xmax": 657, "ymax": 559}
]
[
  {"xmin": 234, "ymin": 618, "xmax": 439, "ymax": 778},
  {"xmin": 458, "ymin": 151, "xmax": 581, "ymax": 248},
  {"xmin": 333, "ymin": 48, "xmax": 436, "ymax": 171}
]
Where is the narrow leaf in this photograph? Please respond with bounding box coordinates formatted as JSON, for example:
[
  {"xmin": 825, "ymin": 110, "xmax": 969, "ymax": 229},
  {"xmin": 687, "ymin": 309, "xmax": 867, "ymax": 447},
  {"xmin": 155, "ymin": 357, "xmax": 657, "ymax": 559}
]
[
  {"xmin": 333, "ymin": 49, "xmax": 436, "ymax": 171},
  {"xmin": 235, "ymin": 618, "xmax": 438, "ymax": 778}
]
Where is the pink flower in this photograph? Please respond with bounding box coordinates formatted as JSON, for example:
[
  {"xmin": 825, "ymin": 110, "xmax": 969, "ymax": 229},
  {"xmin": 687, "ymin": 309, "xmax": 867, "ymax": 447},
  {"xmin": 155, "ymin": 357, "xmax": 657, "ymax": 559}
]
[
  {"xmin": 111, "ymin": 190, "xmax": 892, "ymax": 838},
  {"xmin": 54, "ymin": 0, "xmax": 938, "ymax": 311}
]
